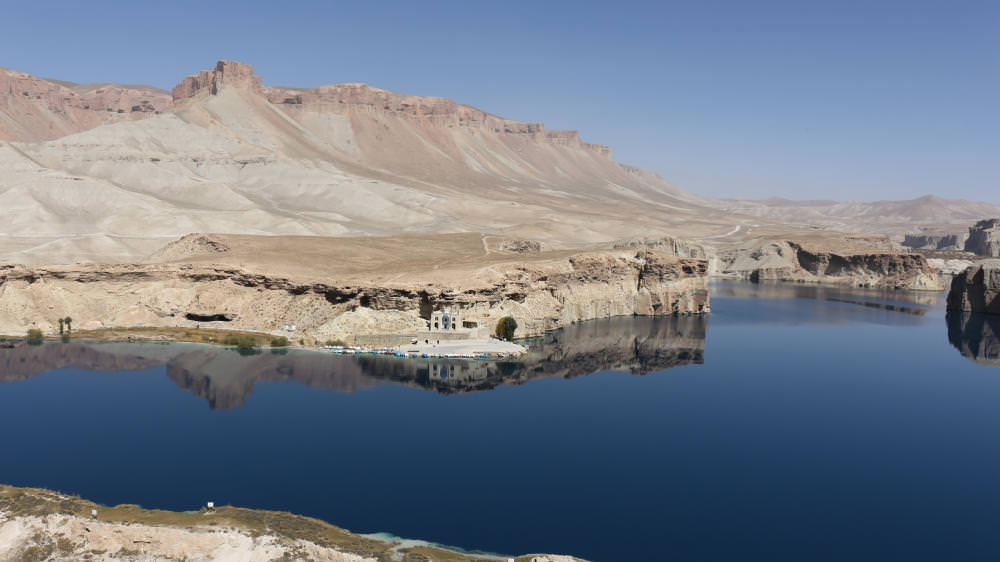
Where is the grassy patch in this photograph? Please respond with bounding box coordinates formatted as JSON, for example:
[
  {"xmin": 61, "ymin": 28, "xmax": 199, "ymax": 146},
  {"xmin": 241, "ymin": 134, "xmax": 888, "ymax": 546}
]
[{"xmin": 63, "ymin": 326, "xmax": 280, "ymax": 347}]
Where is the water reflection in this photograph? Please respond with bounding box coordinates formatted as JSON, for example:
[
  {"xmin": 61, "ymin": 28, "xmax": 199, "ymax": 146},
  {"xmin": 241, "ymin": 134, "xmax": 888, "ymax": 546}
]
[
  {"xmin": 713, "ymin": 280, "xmax": 938, "ymax": 309},
  {"xmin": 947, "ymin": 311, "xmax": 1000, "ymax": 367},
  {"xmin": 0, "ymin": 315, "xmax": 706, "ymax": 408}
]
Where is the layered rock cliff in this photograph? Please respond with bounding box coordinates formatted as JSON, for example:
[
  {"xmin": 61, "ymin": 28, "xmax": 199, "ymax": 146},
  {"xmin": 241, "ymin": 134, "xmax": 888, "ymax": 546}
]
[
  {"xmin": 902, "ymin": 232, "xmax": 967, "ymax": 251},
  {"xmin": 964, "ymin": 219, "xmax": 1000, "ymax": 257},
  {"xmin": 947, "ymin": 260, "xmax": 1000, "ymax": 315},
  {"xmin": 0, "ymin": 67, "xmax": 170, "ymax": 141},
  {"xmin": 0, "ymin": 244, "xmax": 709, "ymax": 342},
  {"xmin": 718, "ymin": 239, "xmax": 943, "ymax": 290}
]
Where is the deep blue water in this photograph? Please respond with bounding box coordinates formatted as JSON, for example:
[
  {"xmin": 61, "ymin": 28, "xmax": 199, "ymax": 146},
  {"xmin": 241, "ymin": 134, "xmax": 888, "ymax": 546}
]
[{"xmin": 2, "ymin": 282, "xmax": 1000, "ymax": 561}]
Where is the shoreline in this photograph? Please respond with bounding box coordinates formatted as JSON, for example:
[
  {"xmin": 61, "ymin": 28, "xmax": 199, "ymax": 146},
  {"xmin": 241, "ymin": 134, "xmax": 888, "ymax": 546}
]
[
  {"xmin": 0, "ymin": 484, "xmax": 578, "ymax": 561},
  {"xmin": 0, "ymin": 327, "xmax": 530, "ymax": 362}
]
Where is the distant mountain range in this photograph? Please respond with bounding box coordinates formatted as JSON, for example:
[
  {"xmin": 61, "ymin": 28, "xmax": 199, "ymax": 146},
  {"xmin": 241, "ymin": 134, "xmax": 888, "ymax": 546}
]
[{"xmin": 0, "ymin": 61, "xmax": 996, "ymax": 264}]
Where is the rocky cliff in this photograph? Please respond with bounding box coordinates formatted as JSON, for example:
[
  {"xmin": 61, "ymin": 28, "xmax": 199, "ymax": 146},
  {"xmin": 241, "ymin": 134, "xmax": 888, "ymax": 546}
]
[
  {"xmin": 947, "ymin": 260, "xmax": 1000, "ymax": 315},
  {"xmin": 0, "ymin": 485, "xmax": 575, "ymax": 562},
  {"xmin": 0, "ymin": 240, "xmax": 709, "ymax": 341},
  {"xmin": 0, "ymin": 67, "xmax": 170, "ymax": 141},
  {"xmin": 964, "ymin": 219, "xmax": 1000, "ymax": 257},
  {"xmin": 718, "ymin": 238, "xmax": 943, "ymax": 290},
  {"xmin": 902, "ymin": 232, "xmax": 967, "ymax": 251}
]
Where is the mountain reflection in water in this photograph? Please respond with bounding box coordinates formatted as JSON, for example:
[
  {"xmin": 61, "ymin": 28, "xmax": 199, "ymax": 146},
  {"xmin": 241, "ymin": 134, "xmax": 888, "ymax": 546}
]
[
  {"xmin": 947, "ymin": 311, "xmax": 1000, "ymax": 367},
  {"xmin": 0, "ymin": 315, "xmax": 706, "ymax": 409}
]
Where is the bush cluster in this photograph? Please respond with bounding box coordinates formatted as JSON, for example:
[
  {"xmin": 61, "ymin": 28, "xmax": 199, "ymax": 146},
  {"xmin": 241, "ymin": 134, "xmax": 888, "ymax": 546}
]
[
  {"xmin": 224, "ymin": 334, "xmax": 258, "ymax": 351},
  {"xmin": 26, "ymin": 328, "xmax": 44, "ymax": 345},
  {"xmin": 495, "ymin": 316, "xmax": 518, "ymax": 341}
]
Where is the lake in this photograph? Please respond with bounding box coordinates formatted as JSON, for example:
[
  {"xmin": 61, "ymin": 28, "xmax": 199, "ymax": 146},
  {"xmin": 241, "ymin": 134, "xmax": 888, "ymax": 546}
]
[{"xmin": 1, "ymin": 282, "xmax": 999, "ymax": 561}]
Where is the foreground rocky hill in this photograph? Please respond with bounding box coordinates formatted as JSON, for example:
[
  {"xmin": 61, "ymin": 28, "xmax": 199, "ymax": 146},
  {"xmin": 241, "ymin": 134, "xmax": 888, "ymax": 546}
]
[{"xmin": 0, "ymin": 485, "xmax": 574, "ymax": 561}]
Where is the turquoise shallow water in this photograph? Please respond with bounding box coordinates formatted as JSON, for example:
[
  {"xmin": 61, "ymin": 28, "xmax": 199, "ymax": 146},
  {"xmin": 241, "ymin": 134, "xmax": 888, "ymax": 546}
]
[{"xmin": 1, "ymin": 282, "xmax": 998, "ymax": 562}]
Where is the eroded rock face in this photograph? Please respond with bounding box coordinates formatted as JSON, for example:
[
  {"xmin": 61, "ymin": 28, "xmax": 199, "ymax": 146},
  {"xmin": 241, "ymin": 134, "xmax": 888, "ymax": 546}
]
[
  {"xmin": 262, "ymin": 81, "xmax": 612, "ymax": 157},
  {"xmin": 0, "ymin": 250, "xmax": 708, "ymax": 341},
  {"xmin": 0, "ymin": 67, "xmax": 170, "ymax": 141},
  {"xmin": 719, "ymin": 240, "xmax": 944, "ymax": 290},
  {"xmin": 947, "ymin": 260, "xmax": 1000, "ymax": 315},
  {"xmin": 171, "ymin": 60, "xmax": 262, "ymax": 101},
  {"xmin": 902, "ymin": 232, "xmax": 967, "ymax": 251},
  {"xmin": 964, "ymin": 219, "xmax": 1000, "ymax": 257}
]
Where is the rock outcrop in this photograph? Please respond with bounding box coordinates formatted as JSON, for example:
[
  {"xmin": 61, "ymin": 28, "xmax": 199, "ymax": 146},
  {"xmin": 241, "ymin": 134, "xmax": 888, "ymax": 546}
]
[
  {"xmin": 947, "ymin": 260, "xmax": 1000, "ymax": 315},
  {"xmin": 902, "ymin": 232, "xmax": 967, "ymax": 251},
  {"xmin": 964, "ymin": 219, "xmax": 1000, "ymax": 257},
  {"xmin": 0, "ymin": 485, "xmax": 578, "ymax": 561},
  {"xmin": 171, "ymin": 60, "xmax": 263, "ymax": 101},
  {"xmin": 719, "ymin": 239, "xmax": 944, "ymax": 290},
  {"xmin": 0, "ymin": 67, "xmax": 170, "ymax": 141},
  {"xmin": 0, "ymin": 246, "xmax": 709, "ymax": 342}
]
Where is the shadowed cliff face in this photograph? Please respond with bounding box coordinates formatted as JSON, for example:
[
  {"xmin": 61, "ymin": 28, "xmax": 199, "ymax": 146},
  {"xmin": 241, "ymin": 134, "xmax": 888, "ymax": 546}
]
[
  {"xmin": 947, "ymin": 261, "xmax": 1000, "ymax": 315},
  {"xmin": 947, "ymin": 312, "xmax": 1000, "ymax": 367},
  {"xmin": 0, "ymin": 316, "xmax": 706, "ymax": 408}
]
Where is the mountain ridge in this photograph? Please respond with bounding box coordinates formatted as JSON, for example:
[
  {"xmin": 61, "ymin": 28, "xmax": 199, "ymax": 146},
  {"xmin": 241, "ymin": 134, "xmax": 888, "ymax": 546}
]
[{"xmin": 1, "ymin": 60, "xmax": 997, "ymax": 265}]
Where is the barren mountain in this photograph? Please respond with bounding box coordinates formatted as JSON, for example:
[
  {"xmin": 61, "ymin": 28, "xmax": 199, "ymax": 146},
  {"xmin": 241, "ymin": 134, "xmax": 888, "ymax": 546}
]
[
  {"xmin": 1, "ymin": 60, "xmax": 996, "ymax": 267},
  {"xmin": 717, "ymin": 195, "xmax": 1000, "ymax": 237},
  {"xmin": 0, "ymin": 60, "xmax": 755, "ymax": 264}
]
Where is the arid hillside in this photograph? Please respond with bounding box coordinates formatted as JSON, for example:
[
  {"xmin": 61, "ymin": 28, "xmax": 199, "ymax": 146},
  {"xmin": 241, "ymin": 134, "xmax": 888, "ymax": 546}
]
[
  {"xmin": 2, "ymin": 60, "xmax": 996, "ymax": 268},
  {"xmin": 0, "ymin": 61, "xmax": 750, "ymax": 264}
]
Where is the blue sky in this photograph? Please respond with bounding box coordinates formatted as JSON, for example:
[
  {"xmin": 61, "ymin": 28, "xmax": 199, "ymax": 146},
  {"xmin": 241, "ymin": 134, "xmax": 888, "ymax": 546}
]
[{"xmin": 3, "ymin": 0, "xmax": 996, "ymax": 202}]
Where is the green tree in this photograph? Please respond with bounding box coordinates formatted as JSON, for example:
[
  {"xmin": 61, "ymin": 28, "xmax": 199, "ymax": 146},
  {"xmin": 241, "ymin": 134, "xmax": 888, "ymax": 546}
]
[
  {"xmin": 26, "ymin": 328, "xmax": 43, "ymax": 345},
  {"xmin": 270, "ymin": 336, "xmax": 289, "ymax": 347},
  {"xmin": 58, "ymin": 318, "xmax": 64, "ymax": 335},
  {"xmin": 495, "ymin": 316, "xmax": 518, "ymax": 341},
  {"xmin": 64, "ymin": 317, "xmax": 72, "ymax": 333}
]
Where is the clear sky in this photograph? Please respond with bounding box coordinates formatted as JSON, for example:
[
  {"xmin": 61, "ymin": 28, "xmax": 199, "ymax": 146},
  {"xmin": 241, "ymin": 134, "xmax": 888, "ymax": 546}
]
[{"xmin": 2, "ymin": 0, "xmax": 997, "ymax": 202}]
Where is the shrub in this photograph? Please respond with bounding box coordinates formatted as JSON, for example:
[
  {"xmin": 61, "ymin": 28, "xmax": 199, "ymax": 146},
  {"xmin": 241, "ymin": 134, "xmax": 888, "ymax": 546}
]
[
  {"xmin": 270, "ymin": 336, "xmax": 289, "ymax": 347},
  {"xmin": 224, "ymin": 334, "xmax": 258, "ymax": 351},
  {"xmin": 324, "ymin": 339, "xmax": 346, "ymax": 347},
  {"xmin": 495, "ymin": 317, "xmax": 518, "ymax": 341},
  {"xmin": 26, "ymin": 328, "xmax": 43, "ymax": 345}
]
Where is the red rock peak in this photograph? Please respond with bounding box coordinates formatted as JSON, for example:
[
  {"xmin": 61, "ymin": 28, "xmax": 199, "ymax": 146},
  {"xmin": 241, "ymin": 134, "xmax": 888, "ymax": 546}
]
[{"xmin": 171, "ymin": 60, "xmax": 262, "ymax": 102}]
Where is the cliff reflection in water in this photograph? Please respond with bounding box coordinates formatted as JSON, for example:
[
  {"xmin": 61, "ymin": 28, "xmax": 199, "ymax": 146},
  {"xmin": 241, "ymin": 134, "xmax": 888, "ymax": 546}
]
[
  {"xmin": 947, "ymin": 312, "xmax": 1000, "ymax": 367},
  {"xmin": 0, "ymin": 315, "xmax": 706, "ymax": 409},
  {"xmin": 713, "ymin": 281, "xmax": 933, "ymax": 323}
]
